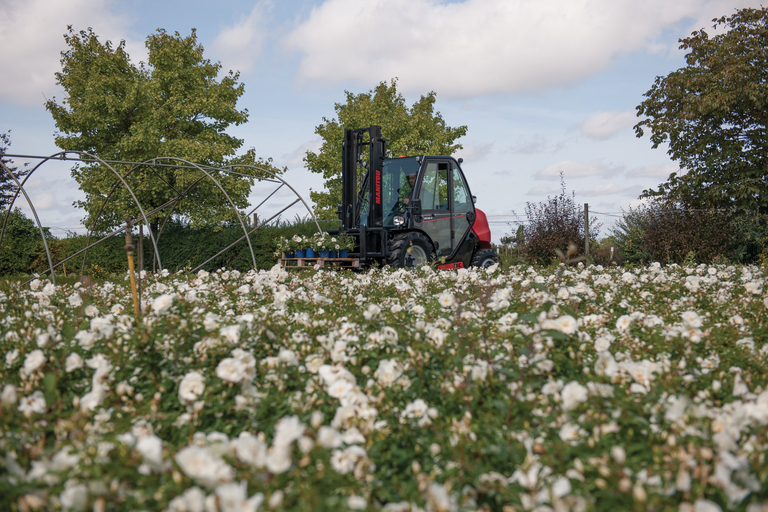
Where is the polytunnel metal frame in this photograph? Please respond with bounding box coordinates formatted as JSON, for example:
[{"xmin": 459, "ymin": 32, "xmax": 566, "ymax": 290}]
[{"xmin": 0, "ymin": 151, "xmax": 322, "ymax": 285}]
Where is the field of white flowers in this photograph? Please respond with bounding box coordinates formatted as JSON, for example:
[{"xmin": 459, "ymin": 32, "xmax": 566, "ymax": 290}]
[{"xmin": 1, "ymin": 262, "xmax": 768, "ymax": 512}]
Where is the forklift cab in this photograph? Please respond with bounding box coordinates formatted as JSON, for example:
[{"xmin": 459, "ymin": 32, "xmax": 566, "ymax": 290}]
[{"xmin": 357, "ymin": 156, "xmax": 477, "ymax": 259}]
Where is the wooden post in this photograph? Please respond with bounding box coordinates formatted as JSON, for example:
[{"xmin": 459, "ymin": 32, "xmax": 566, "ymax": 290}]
[
  {"xmin": 253, "ymin": 213, "xmax": 258, "ymax": 228},
  {"xmin": 584, "ymin": 203, "xmax": 590, "ymax": 265}
]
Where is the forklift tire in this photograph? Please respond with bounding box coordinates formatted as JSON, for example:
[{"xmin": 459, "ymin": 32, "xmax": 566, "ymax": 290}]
[
  {"xmin": 471, "ymin": 248, "xmax": 499, "ymax": 268},
  {"xmin": 387, "ymin": 232, "xmax": 433, "ymax": 269}
]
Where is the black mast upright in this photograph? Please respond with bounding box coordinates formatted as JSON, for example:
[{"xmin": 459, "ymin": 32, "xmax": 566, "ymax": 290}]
[{"xmin": 367, "ymin": 125, "xmax": 385, "ymax": 228}]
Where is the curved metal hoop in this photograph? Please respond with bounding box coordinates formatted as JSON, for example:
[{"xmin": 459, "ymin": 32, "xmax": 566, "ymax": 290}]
[
  {"xmin": 0, "ymin": 161, "xmax": 57, "ymax": 285},
  {"xmin": 150, "ymin": 157, "xmax": 258, "ymax": 269},
  {"xmin": 0, "ymin": 152, "xmax": 323, "ymax": 280}
]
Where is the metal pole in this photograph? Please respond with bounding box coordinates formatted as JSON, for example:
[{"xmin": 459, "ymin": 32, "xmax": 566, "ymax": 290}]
[
  {"xmin": 138, "ymin": 223, "xmax": 144, "ymax": 273},
  {"xmin": 584, "ymin": 203, "xmax": 590, "ymax": 265},
  {"xmin": 125, "ymin": 217, "xmax": 141, "ymax": 318},
  {"xmin": 138, "ymin": 223, "xmax": 143, "ymax": 298}
]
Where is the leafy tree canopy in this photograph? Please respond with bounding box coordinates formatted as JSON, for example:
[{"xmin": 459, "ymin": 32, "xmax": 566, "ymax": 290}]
[
  {"xmin": 306, "ymin": 79, "xmax": 467, "ymax": 218},
  {"xmin": 635, "ymin": 7, "xmax": 768, "ymax": 214},
  {"xmin": 46, "ymin": 27, "xmax": 280, "ymax": 232},
  {"xmin": 0, "ymin": 131, "xmax": 31, "ymax": 209}
]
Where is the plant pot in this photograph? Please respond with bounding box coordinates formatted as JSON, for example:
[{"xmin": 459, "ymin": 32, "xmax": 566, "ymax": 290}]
[
  {"xmin": 306, "ymin": 248, "xmax": 316, "ymax": 258},
  {"xmin": 319, "ymin": 249, "xmax": 330, "ymax": 258},
  {"xmin": 295, "ymin": 249, "xmax": 306, "ymax": 258},
  {"xmin": 285, "ymin": 251, "xmax": 295, "ymax": 258},
  {"xmin": 329, "ymin": 251, "xmax": 338, "ymax": 258},
  {"xmin": 339, "ymin": 249, "xmax": 348, "ymax": 258}
]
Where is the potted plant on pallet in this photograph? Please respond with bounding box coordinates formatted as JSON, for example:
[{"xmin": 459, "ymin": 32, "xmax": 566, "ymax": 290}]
[
  {"xmin": 314, "ymin": 232, "xmax": 332, "ymax": 258},
  {"xmin": 337, "ymin": 233, "xmax": 355, "ymax": 258},
  {"xmin": 275, "ymin": 237, "xmax": 294, "ymax": 258},
  {"xmin": 292, "ymin": 234, "xmax": 308, "ymax": 258}
]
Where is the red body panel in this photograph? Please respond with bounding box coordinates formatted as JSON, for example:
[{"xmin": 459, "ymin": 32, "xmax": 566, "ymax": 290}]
[{"xmin": 471, "ymin": 208, "xmax": 492, "ymax": 249}]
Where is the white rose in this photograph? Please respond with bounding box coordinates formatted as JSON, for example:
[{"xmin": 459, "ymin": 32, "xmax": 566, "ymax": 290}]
[
  {"xmin": 216, "ymin": 358, "xmax": 247, "ymax": 383},
  {"xmin": 232, "ymin": 433, "xmax": 267, "ymax": 468},
  {"xmin": 1, "ymin": 384, "xmax": 18, "ymax": 405},
  {"xmin": 65, "ymin": 353, "xmax": 84, "ymax": 373},
  {"xmin": 561, "ymin": 381, "xmax": 589, "ymax": 411},
  {"xmin": 152, "ymin": 293, "xmax": 175, "ymax": 315},
  {"xmin": 178, "ymin": 371, "xmax": 206, "ymax": 404},
  {"xmin": 60, "ymin": 481, "xmax": 88, "ymax": 512},
  {"xmin": 5, "ymin": 349, "xmax": 19, "ymax": 367},
  {"xmin": 22, "ymin": 349, "xmax": 46, "ymax": 375},
  {"xmin": 136, "ymin": 435, "xmax": 164, "ymax": 469},
  {"xmin": 175, "ymin": 446, "xmax": 234, "ymax": 488},
  {"xmin": 18, "ymin": 390, "xmax": 46, "ymax": 417}
]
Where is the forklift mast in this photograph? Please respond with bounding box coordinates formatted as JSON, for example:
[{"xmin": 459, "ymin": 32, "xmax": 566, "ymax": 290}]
[{"xmin": 339, "ymin": 126, "xmax": 386, "ymax": 231}]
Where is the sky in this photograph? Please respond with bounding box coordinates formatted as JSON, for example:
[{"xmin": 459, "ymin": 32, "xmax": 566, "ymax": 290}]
[{"xmin": 0, "ymin": 0, "xmax": 762, "ymax": 243}]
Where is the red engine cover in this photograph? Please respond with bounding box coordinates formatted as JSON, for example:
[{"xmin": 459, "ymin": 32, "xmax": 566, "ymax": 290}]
[{"xmin": 471, "ymin": 208, "xmax": 492, "ymax": 249}]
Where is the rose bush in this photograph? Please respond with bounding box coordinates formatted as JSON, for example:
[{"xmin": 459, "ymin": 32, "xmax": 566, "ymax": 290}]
[{"xmin": 1, "ymin": 262, "xmax": 767, "ymax": 511}]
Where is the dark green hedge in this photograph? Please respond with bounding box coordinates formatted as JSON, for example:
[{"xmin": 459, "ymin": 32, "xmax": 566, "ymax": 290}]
[{"xmin": 1, "ymin": 212, "xmax": 338, "ymax": 277}]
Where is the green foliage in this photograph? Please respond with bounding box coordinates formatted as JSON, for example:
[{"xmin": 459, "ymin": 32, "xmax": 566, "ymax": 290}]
[
  {"xmin": 46, "ymin": 27, "xmax": 281, "ymax": 232},
  {"xmin": 635, "ymin": 7, "xmax": 768, "ymax": 214},
  {"xmin": 0, "ymin": 209, "xmax": 51, "ymax": 274},
  {"xmin": 611, "ymin": 201, "xmax": 765, "ymax": 265},
  {"xmin": 611, "ymin": 207, "xmax": 653, "ymax": 265},
  {"xmin": 305, "ymin": 79, "xmax": 467, "ymax": 218},
  {"xmin": 0, "ymin": 130, "xmax": 31, "ymax": 208},
  {"xmin": 0, "ymin": 210, "xmax": 331, "ymax": 277},
  {"xmin": 514, "ymin": 173, "xmax": 601, "ymax": 266}
]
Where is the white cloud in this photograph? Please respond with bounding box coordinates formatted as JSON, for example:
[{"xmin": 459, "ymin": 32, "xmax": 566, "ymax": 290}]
[
  {"xmin": 281, "ymin": 137, "xmax": 323, "ymax": 170},
  {"xmin": 282, "ymin": 0, "xmax": 762, "ymax": 97},
  {"xmin": 625, "ymin": 163, "xmax": 678, "ymax": 178},
  {"xmin": 534, "ymin": 160, "xmax": 623, "ymax": 180},
  {"xmin": 578, "ymin": 183, "xmax": 640, "ymax": 197},
  {"xmin": 507, "ymin": 134, "xmax": 568, "ymax": 155},
  {"xmin": 455, "ymin": 141, "xmax": 494, "ymax": 162},
  {"xmin": 526, "ymin": 186, "xmax": 558, "ymax": 196},
  {"xmin": 580, "ymin": 110, "xmax": 638, "ymax": 140},
  {"xmin": 0, "ymin": 0, "xmax": 139, "ymax": 106},
  {"xmin": 211, "ymin": 1, "xmax": 271, "ymax": 75}
]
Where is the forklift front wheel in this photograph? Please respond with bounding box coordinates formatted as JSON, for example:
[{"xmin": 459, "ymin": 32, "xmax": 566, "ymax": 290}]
[
  {"xmin": 471, "ymin": 248, "xmax": 499, "ymax": 268},
  {"xmin": 387, "ymin": 232, "xmax": 433, "ymax": 269}
]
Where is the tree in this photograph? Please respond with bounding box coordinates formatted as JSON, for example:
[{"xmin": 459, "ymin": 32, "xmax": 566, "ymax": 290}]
[
  {"xmin": 0, "ymin": 130, "xmax": 30, "ymax": 208},
  {"xmin": 305, "ymin": 79, "xmax": 468, "ymax": 218},
  {"xmin": 46, "ymin": 28, "xmax": 279, "ymax": 232},
  {"xmin": 635, "ymin": 7, "xmax": 768, "ymax": 214}
]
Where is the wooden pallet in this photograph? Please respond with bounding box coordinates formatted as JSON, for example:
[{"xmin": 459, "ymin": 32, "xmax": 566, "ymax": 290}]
[{"xmin": 279, "ymin": 257, "xmax": 361, "ymax": 269}]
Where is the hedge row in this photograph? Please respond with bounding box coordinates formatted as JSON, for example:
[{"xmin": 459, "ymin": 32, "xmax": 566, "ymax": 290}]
[{"xmin": 0, "ymin": 209, "xmax": 334, "ymax": 277}]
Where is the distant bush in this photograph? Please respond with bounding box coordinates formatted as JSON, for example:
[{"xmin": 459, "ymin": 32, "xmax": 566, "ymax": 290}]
[
  {"xmin": 612, "ymin": 201, "xmax": 764, "ymax": 265},
  {"xmin": 0, "ymin": 208, "xmax": 53, "ymax": 275},
  {"xmin": 514, "ymin": 174, "xmax": 601, "ymax": 265}
]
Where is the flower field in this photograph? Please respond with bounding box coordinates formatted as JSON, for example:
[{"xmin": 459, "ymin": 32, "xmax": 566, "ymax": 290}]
[{"xmin": 1, "ymin": 262, "xmax": 768, "ymax": 512}]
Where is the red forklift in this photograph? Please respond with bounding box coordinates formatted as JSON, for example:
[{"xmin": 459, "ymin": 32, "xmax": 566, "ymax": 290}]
[{"xmin": 333, "ymin": 125, "xmax": 498, "ymax": 269}]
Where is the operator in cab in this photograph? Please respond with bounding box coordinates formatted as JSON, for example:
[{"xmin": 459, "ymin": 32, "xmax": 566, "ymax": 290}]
[{"xmin": 399, "ymin": 173, "xmax": 417, "ymax": 206}]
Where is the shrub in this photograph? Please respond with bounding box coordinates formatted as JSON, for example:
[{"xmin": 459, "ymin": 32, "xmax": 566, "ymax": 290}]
[
  {"xmin": 0, "ymin": 208, "xmax": 52, "ymax": 275},
  {"xmin": 0, "ymin": 213, "xmax": 337, "ymax": 276},
  {"xmin": 514, "ymin": 173, "xmax": 601, "ymax": 265},
  {"xmin": 612, "ymin": 200, "xmax": 747, "ymax": 265}
]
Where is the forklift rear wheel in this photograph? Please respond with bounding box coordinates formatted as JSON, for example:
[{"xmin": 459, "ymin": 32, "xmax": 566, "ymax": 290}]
[
  {"xmin": 471, "ymin": 248, "xmax": 499, "ymax": 268},
  {"xmin": 387, "ymin": 232, "xmax": 433, "ymax": 269}
]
